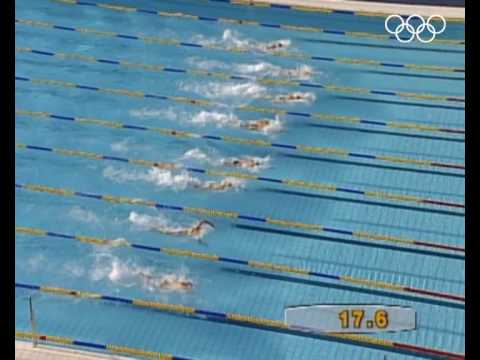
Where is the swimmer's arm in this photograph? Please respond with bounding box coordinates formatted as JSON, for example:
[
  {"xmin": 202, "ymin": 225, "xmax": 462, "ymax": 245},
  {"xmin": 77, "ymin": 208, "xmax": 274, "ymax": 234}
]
[{"xmin": 156, "ymin": 228, "xmax": 189, "ymax": 236}]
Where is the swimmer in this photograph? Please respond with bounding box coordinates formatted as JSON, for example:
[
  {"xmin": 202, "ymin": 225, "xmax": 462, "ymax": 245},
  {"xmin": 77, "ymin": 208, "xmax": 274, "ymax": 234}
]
[
  {"xmin": 154, "ymin": 220, "xmax": 215, "ymax": 240},
  {"xmin": 152, "ymin": 162, "xmax": 177, "ymax": 170},
  {"xmin": 223, "ymin": 158, "xmax": 261, "ymax": 169},
  {"xmin": 263, "ymin": 41, "xmax": 286, "ymax": 52},
  {"xmin": 273, "ymin": 92, "xmax": 308, "ymax": 103},
  {"xmin": 196, "ymin": 179, "xmax": 238, "ymax": 191},
  {"xmin": 140, "ymin": 273, "xmax": 193, "ymax": 291},
  {"xmin": 285, "ymin": 67, "xmax": 313, "ymax": 78},
  {"xmin": 241, "ymin": 119, "xmax": 271, "ymax": 132}
]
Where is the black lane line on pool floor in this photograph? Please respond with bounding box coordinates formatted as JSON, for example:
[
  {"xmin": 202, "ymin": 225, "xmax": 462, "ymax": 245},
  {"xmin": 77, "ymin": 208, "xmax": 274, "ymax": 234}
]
[
  {"xmin": 234, "ymin": 224, "xmax": 464, "ymax": 261},
  {"xmin": 307, "ymin": 123, "xmax": 464, "ymax": 143},
  {"xmin": 221, "ymin": 268, "xmax": 464, "ymax": 309}
]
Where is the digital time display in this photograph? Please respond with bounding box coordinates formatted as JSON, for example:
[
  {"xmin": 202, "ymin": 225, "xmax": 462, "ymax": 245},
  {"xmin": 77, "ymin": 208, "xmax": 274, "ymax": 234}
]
[
  {"xmin": 338, "ymin": 309, "xmax": 389, "ymax": 330},
  {"xmin": 285, "ymin": 305, "xmax": 416, "ymax": 334}
]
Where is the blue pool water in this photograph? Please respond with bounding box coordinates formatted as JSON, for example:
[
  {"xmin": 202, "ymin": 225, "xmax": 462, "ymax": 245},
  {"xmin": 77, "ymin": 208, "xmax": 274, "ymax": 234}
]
[{"xmin": 15, "ymin": 0, "xmax": 465, "ymax": 359}]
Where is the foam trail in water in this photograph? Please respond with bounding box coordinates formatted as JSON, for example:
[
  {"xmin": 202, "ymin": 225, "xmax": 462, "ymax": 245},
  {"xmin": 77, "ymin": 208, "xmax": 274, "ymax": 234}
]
[
  {"xmin": 261, "ymin": 116, "xmax": 283, "ymax": 135},
  {"xmin": 63, "ymin": 261, "xmax": 86, "ymax": 278},
  {"xmin": 110, "ymin": 139, "xmax": 130, "ymax": 153},
  {"xmin": 185, "ymin": 57, "xmax": 229, "ymax": 71},
  {"xmin": 186, "ymin": 56, "xmax": 315, "ymax": 81},
  {"xmin": 236, "ymin": 63, "xmax": 315, "ymax": 80},
  {"xmin": 129, "ymin": 107, "xmax": 165, "ymax": 118},
  {"xmin": 68, "ymin": 206, "xmax": 100, "ymax": 224},
  {"xmin": 181, "ymin": 148, "xmax": 271, "ymax": 173},
  {"xmin": 180, "ymin": 81, "xmax": 267, "ymax": 101},
  {"xmin": 128, "ymin": 212, "xmax": 214, "ymax": 240},
  {"xmin": 90, "ymin": 253, "xmax": 193, "ymax": 293},
  {"xmin": 103, "ymin": 166, "xmax": 198, "ymax": 190},
  {"xmin": 104, "ymin": 165, "xmax": 243, "ymax": 191},
  {"xmin": 181, "ymin": 148, "xmax": 220, "ymax": 166},
  {"xmin": 193, "ymin": 29, "xmax": 291, "ymax": 53},
  {"xmin": 191, "ymin": 111, "xmax": 242, "ymax": 128}
]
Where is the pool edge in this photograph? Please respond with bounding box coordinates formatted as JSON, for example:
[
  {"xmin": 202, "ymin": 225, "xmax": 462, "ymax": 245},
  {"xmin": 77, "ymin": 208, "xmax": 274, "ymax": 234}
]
[
  {"xmin": 229, "ymin": 0, "xmax": 465, "ymax": 20},
  {"xmin": 15, "ymin": 340, "xmax": 134, "ymax": 360}
]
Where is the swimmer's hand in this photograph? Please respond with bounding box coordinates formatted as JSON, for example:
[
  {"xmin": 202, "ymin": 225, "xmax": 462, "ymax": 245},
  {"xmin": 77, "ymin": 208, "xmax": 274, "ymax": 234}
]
[{"xmin": 197, "ymin": 238, "xmax": 208, "ymax": 246}]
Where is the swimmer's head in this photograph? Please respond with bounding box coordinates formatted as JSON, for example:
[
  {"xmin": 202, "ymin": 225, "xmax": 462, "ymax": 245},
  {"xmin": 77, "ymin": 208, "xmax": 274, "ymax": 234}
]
[
  {"xmin": 180, "ymin": 281, "xmax": 193, "ymax": 289},
  {"xmin": 198, "ymin": 220, "xmax": 215, "ymax": 229},
  {"xmin": 233, "ymin": 160, "xmax": 241, "ymax": 166}
]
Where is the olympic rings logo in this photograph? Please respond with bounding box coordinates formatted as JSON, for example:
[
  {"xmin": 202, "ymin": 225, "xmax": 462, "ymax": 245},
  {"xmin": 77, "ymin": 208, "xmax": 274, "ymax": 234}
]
[{"xmin": 385, "ymin": 14, "xmax": 447, "ymax": 43}]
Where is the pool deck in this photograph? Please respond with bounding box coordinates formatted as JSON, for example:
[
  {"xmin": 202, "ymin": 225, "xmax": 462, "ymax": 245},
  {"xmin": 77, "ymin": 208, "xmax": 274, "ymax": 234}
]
[
  {"xmin": 15, "ymin": 341, "xmax": 133, "ymax": 360},
  {"xmin": 250, "ymin": 0, "xmax": 464, "ymax": 18}
]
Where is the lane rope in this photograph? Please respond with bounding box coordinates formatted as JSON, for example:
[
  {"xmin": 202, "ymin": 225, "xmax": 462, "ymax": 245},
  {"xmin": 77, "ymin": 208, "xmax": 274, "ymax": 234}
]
[
  {"xmin": 15, "ymin": 182, "xmax": 466, "ymax": 254},
  {"xmin": 15, "ymin": 109, "xmax": 465, "ymax": 178},
  {"xmin": 15, "ymin": 284, "xmax": 466, "ymax": 360},
  {"xmin": 14, "ymin": 79, "xmax": 466, "ymax": 171},
  {"xmin": 16, "ymin": 330, "xmax": 192, "ymax": 360},
  {"xmin": 15, "ymin": 18, "xmax": 465, "ymax": 75},
  {"xmin": 16, "ymin": 142, "xmax": 465, "ymax": 211},
  {"xmin": 201, "ymin": 0, "xmax": 465, "ymax": 23},
  {"xmin": 15, "ymin": 225, "xmax": 465, "ymax": 302},
  {"xmin": 13, "ymin": 51, "xmax": 465, "ymax": 137},
  {"xmin": 51, "ymin": 0, "xmax": 465, "ymax": 46},
  {"xmin": 16, "ymin": 46, "xmax": 465, "ymax": 105}
]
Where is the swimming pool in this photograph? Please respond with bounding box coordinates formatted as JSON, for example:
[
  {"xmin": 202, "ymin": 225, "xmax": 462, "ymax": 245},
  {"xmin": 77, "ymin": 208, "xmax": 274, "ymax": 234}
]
[{"xmin": 15, "ymin": 0, "xmax": 465, "ymax": 359}]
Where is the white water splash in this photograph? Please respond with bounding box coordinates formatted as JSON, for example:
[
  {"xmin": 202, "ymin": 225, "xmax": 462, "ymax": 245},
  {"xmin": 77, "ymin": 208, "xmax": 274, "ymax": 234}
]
[
  {"xmin": 193, "ymin": 29, "xmax": 291, "ymax": 53},
  {"xmin": 181, "ymin": 148, "xmax": 271, "ymax": 172},
  {"xmin": 180, "ymin": 81, "xmax": 267, "ymax": 101},
  {"xmin": 68, "ymin": 206, "xmax": 100, "ymax": 224},
  {"xmin": 110, "ymin": 139, "xmax": 130, "ymax": 153},
  {"xmin": 186, "ymin": 56, "xmax": 315, "ymax": 81},
  {"xmin": 26, "ymin": 254, "xmax": 47, "ymax": 271},
  {"xmin": 103, "ymin": 165, "xmax": 197, "ymax": 190},
  {"xmin": 261, "ymin": 117, "xmax": 283, "ymax": 134},
  {"xmin": 191, "ymin": 111, "xmax": 242, "ymax": 128},
  {"xmin": 181, "ymin": 148, "xmax": 220, "ymax": 165},
  {"xmin": 90, "ymin": 253, "xmax": 193, "ymax": 293},
  {"xmin": 128, "ymin": 212, "xmax": 214, "ymax": 239},
  {"xmin": 235, "ymin": 63, "xmax": 314, "ymax": 80},
  {"xmin": 185, "ymin": 57, "xmax": 228, "ymax": 71},
  {"xmin": 129, "ymin": 107, "xmax": 164, "ymax": 118},
  {"xmin": 63, "ymin": 261, "xmax": 85, "ymax": 277}
]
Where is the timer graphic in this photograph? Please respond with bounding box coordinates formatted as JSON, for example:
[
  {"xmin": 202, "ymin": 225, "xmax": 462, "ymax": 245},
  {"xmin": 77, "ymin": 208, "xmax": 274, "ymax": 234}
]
[
  {"xmin": 338, "ymin": 309, "xmax": 389, "ymax": 330},
  {"xmin": 285, "ymin": 305, "xmax": 416, "ymax": 334}
]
